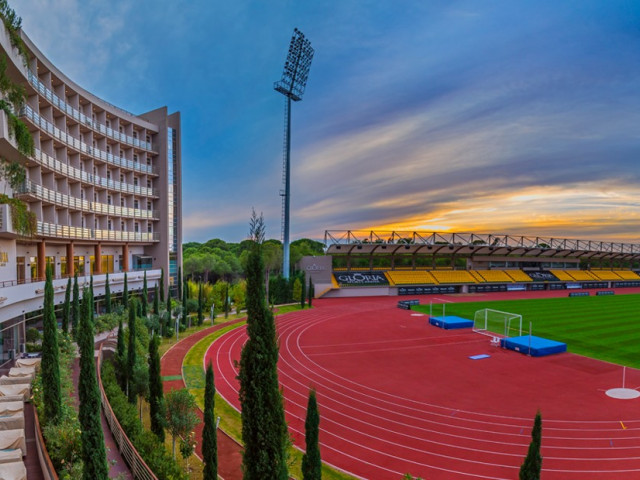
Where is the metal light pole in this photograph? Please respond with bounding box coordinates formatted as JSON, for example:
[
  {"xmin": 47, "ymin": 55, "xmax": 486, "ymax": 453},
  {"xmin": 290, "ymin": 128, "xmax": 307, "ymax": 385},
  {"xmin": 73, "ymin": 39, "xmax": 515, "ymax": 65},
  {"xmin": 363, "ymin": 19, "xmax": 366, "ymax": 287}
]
[{"xmin": 274, "ymin": 28, "xmax": 314, "ymax": 279}]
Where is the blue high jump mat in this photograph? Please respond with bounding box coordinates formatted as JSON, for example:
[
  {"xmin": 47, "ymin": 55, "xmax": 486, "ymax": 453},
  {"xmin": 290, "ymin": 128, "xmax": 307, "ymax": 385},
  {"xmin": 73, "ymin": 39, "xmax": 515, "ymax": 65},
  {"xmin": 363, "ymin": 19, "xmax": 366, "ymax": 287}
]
[
  {"xmin": 500, "ymin": 335, "xmax": 567, "ymax": 357},
  {"xmin": 429, "ymin": 315, "xmax": 474, "ymax": 330}
]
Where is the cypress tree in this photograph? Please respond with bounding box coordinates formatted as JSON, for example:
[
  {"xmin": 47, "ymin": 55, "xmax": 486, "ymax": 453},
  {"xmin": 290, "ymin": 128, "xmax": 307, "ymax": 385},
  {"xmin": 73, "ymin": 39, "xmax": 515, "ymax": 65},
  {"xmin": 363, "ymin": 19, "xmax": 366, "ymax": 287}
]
[
  {"xmin": 105, "ymin": 272, "xmax": 112, "ymax": 314},
  {"xmin": 123, "ymin": 272, "xmax": 129, "ymax": 307},
  {"xmin": 153, "ymin": 284, "xmax": 160, "ymax": 314},
  {"xmin": 78, "ymin": 288, "xmax": 109, "ymax": 480},
  {"xmin": 182, "ymin": 282, "xmax": 188, "ymax": 327},
  {"xmin": 238, "ymin": 211, "xmax": 289, "ymax": 479},
  {"xmin": 72, "ymin": 272, "xmax": 79, "ymax": 337},
  {"xmin": 166, "ymin": 294, "xmax": 172, "ymax": 334},
  {"xmin": 519, "ymin": 411, "xmax": 542, "ymax": 480},
  {"xmin": 116, "ymin": 315, "xmax": 126, "ymax": 389},
  {"xmin": 148, "ymin": 334, "xmax": 165, "ymax": 442},
  {"xmin": 177, "ymin": 266, "xmax": 182, "ymax": 301},
  {"xmin": 127, "ymin": 298, "xmax": 137, "ymax": 404},
  {"xmin": 160, "ymin": 267, "xmax": 165, "ymax": 303},
  {"xmin": 302, "ymin": 389, "xmax": 321, "ymax": 480},
  {"xmin": 224, "ymin": 283, "xmax": 229, "ymax": 319},
  {"xmin": 62, "ymin": 276, "xmax": 71, "ymax": 334},
  {"xmin": 301, "ymin": 273, "xmax": 306, "ymax": 309},
  {"xmin": 308, "ymin": 278, "xmax": 313, "ymax": 308},
  {"xmin": 198, "ymin": 282, "xmax": 204, "ymax": 325},
  {"xmin": 202, "ymin": 362, "xmax": 217, "ymax": 480},
  {"xmin": 141, "ymin": 270, "xmax": 148, "ymax": 317},
  {"xmin": 42, "ymin": 266, "xmax": 62, "ymax": 424},
  {"xmin": 89, "ymin": 275, "xmax": 94, "ymax": 325}
]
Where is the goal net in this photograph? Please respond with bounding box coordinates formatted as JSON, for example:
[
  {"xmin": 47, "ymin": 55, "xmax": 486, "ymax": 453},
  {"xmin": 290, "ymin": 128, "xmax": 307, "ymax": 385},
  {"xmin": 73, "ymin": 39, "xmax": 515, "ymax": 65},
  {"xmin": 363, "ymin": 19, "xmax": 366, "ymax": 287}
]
[{"xmin": 473, "ymin": 309, "xmax": 522, "ymax": 338}]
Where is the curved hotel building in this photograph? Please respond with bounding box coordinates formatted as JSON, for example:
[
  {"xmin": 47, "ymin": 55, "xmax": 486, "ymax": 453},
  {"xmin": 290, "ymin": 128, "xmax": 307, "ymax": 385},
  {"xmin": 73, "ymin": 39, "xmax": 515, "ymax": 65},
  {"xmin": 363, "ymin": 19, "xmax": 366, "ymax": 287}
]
[{"xmin": 0, "ymin": 22, "xmax": 182, "ymax": 362}]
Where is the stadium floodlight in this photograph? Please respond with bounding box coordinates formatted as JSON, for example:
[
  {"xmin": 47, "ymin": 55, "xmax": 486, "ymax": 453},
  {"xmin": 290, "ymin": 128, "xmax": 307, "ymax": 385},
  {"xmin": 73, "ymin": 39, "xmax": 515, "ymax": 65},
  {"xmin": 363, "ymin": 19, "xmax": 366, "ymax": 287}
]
[{"xmin": 274, "ymin": 28, "xmax": 314, "ymax": 279}]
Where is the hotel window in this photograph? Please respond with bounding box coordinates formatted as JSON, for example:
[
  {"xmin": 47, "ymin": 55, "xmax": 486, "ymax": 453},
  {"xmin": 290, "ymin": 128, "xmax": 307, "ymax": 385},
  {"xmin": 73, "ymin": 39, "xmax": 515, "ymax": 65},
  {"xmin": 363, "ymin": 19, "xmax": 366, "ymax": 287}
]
[
  {"xmin": 94, "ymin": 193, "xmax": 97, "ymax": 202},
  {"xmin": 121, "ymin": 221, "xmax": 125, "ymax": 230},
  {"xmin": 147, "ymin": 223, "xmax": 152, "ymax": 233},
  {"xmin": 61, "ymin": 256, "xmax": 68, "ymax": 277},
  {"xmin": 120, "ymin": 173, "xmax": 124, "ymax": 182},
  {"xmin": 146, "ymin": 135, "xmax": 150, "ymax": 143},
  {"xmin": 134, "ymin": 222, "xmax": 139, "ymax": 233},
  {"xmin": 147, "ymin": 201, "xmax": 152, "ymax": 210},
  {"xmin": 133, "ymin": 131, "xmax": 138, "ymax": 139},
  {"xmin": 106, "ymin": 120, "xmax": 110, "ymax": 128},
  {"xmin": 107, "ymin": 195, "xmax": 112, "ymax": 205},
  {"xmin": 120, "ymin": 198, "xmax": 125, "ymax": 207},
  {"xmin": 119, "ymin": 126, "xmax": 123, "ymax": 133},
  {"xmin": 74, "ymin": 256, "xmax": 85, "ymax": 274},
  {"xmin": 94, "ymin": 218, "xmax": 98, "ymax": 229},
  {"xmin": 106, "ymin": 145, "xmax": 111, "ymax": 154},
  {"xmin": 146, "ymin": 179, "xmax": 151, "ymax": 189},
  {"xmin": 29, "ymin": 256, "xmax": 37, "ymax": 280},
  {"xmin": 108, "ymin": 219, "xmax": 112, "ymax": 230},
  {"xmin": 133, "ymin": 177, "xmax": 138, "ymax": 186},
  {"xmin": 134, "ymin": 154, "xmax": 138, "ymax": 163},
  {"xmin": 134, "ymin": 199, "xmax": 139, "ymax": 209},
  {"xmin": 106, "ymin": 170, "xmax": 111, "ymax": 180}
]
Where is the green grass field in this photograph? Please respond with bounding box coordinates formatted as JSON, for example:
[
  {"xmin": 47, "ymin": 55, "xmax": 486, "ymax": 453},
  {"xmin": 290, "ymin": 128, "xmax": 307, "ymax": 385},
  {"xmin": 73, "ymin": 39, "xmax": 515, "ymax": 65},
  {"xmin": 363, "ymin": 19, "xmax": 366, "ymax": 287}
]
[{"xmin": 414, "ymin": 294, "xmax": 640, "ymax": 368}]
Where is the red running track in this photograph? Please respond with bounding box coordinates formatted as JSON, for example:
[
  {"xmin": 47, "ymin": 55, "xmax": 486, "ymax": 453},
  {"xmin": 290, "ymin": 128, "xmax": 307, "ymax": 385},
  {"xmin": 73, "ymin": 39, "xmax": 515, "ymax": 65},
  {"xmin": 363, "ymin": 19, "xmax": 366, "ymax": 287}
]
[{"xmin": 207, "ymin": 290, "xmax": 640, "ymax": 480}]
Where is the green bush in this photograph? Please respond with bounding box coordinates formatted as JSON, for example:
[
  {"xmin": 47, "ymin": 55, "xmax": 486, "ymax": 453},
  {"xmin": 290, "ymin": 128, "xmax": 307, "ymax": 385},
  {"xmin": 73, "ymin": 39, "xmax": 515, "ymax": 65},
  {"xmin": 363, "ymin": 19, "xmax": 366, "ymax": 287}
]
[
  {"xmin": 42, "ymin": 415, "xmax": 82, "ymax": 474},
  {"xmin": 101, "ymin": 361, "xmax": 142, "ymax": 439},
  {"xmin": 26, "ymin": 327, "xmax": 41, "ymax": 343},
  {"xmin": 94, "ymin": 312, "xmax": 125, "ymax": 334}
]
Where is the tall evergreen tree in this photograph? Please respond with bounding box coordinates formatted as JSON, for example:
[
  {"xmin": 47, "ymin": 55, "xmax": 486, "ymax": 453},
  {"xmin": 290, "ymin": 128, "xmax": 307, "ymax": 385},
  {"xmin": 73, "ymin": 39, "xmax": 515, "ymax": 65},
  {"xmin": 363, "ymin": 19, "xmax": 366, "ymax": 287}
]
[
  {"xmin": 308, "ymin": 278, "xmax": 313, "ymax": 308},
  {"xmin": 166, "ymin": 294, "xmax": 172, "ymax": 334},
  {"xmin": 519, "ymin": 411, "xmax": 543, "ymax": 480},
  {"xmin": 127, "ymin": 298, "xmax": 137, "ymax": 404},
  {"xmin": 148, "ymin": 334, "xmax": 165, "ymax": 442},
  {"xmin": 182, "ymin": 282, "xmax": 188, "ymax": 327},
  {"xmin": 105, "ymin": 272, "xmax": 112, "ymax": 314},
  {"xmin": 202, "ymin": 362, "xmax": 218, "ymax": 480},
  {"xmin": 302, "ymin": 389, "xmax": 321, "ymax": 480},
  {"xmin": 62, "ymin": 276, "xmax": 71, "ymax": 334},
  {"xmin": 42, "ymin": 266, "xmax": 62, "ymax": 424},
  {"xmin": 78, "ymin": 288, "xmax": 109, "ymax": 480},
  {"xmin": 116, "ymin": 315, "xmax": 126, "ymax": 389},
  {"xmin": 224, "ymin": 283, "xmax": 229, "ymax": 319},
  {"xmin": 153, "ymin": 284, "xmax": 160, "ymax": 314},
  {"xmin": 72, "ymin": 272, "xmax": 80, "ymax": 337},
  {"xmin": 198, "ymin": 282, "xmax": 204, "ymax": 325},
  {"xmin": 160, "ymin": 267, "xmax": 165, "ymax": 302},
  {"xmin": 301, "ymin": 273, "xmax": 306, "ymax": 309},
  {"xmin": 177, "ymin": 266, "xmax": 182, "ymax": 301},
  {"xmin": 238, "ymin": 212, "xmax": 289, "ymax": 479},
  {"xmin": 123, "ymin": 272, "xmax": 129, "ymax": 307},
  {"xmin": 89, "ymin": 274, "xmax": 94, "ymax": 325},
  {"xmin": 141, "ymin": 270, "xmax": 148, "ymax": 317}
]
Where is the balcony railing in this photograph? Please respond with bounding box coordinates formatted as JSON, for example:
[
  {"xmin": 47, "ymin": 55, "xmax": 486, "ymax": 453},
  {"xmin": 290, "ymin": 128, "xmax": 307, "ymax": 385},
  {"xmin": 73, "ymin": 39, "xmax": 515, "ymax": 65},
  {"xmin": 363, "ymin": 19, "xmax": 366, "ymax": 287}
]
[
  {"xmin": 16, "ymin": 180, "xmax": 159, "ymax": 220},
  {"xmin": 37, "ymin": 221, "xmax": 159, "ymax": 242},
  {"xmin": 20, "ymin": 106, "xmax": 156, "ymax": 175},
  {"xmin": 27, "ymin": 70, "xmax": 156, "ymax": 152},
  {"xmin": 33, "ymin": 149, "xmax": 158, "ymax": 197}
]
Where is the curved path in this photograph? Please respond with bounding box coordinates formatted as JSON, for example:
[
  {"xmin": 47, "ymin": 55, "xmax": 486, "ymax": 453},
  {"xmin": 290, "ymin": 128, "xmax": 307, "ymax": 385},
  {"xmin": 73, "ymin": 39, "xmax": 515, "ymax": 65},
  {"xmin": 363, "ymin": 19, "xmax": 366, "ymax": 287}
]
[
  {"xmin": 160, "ymin": 320, "xmax": 244, "ymax": 480},
  {"xmin": 209, "ymin": 292, "xmax": 640, "ymax": 480}
]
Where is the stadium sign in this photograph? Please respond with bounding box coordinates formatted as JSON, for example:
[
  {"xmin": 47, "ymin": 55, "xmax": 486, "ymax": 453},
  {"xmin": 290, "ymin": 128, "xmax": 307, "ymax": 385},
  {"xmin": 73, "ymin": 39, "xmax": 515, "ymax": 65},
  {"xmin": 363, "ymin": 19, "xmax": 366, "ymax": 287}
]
[{"xmin": 335, "ymin": 271, "xmax": 389, "ymax": 286}]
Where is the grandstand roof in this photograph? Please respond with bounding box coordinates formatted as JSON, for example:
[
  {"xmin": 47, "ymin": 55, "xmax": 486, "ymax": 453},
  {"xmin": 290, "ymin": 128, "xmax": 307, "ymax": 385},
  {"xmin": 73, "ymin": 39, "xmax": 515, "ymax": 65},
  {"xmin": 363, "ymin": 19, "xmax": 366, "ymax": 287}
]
[{"xmin": 324, "ymin": 231, "xmax": 640, "ymax": 260}]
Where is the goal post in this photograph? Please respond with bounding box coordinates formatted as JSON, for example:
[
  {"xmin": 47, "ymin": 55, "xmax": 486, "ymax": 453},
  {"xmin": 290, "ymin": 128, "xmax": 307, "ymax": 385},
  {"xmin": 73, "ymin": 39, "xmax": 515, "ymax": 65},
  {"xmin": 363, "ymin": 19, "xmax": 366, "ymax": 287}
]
[{"xmin": 473, "ymin": 308, "xmax": 523, "ymax": 338}]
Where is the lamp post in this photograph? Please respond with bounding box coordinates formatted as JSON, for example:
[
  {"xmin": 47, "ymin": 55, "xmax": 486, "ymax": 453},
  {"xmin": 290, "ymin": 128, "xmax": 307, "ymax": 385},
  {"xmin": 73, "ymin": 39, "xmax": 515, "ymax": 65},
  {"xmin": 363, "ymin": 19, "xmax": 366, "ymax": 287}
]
[{"xmin": 274, "ymin": 28, "xmax": 314, "ymax": 279}]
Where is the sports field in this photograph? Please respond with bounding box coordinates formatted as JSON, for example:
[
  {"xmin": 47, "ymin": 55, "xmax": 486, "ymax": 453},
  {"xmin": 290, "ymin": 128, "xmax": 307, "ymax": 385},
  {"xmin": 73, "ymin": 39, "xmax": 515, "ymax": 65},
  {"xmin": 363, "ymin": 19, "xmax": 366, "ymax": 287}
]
[{"xmin": 415, "ymin": 293, "xmax": 640, "ymax": 368}]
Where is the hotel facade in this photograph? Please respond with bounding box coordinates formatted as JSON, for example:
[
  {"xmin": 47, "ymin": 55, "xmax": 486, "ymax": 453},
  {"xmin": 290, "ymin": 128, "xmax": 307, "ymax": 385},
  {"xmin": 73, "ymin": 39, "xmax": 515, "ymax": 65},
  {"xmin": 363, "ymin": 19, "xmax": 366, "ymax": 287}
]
[{"xmin": 0, "ymin": 23, "xmax": 182, "ymax": 362}]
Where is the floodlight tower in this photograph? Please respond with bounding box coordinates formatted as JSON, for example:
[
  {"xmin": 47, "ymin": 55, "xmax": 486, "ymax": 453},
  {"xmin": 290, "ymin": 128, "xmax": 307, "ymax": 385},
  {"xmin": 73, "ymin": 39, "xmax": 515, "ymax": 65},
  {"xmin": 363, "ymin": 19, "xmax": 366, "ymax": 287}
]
[{"xmin": 274, "ymin": 28, "xmax": 314, "ymax": 279}]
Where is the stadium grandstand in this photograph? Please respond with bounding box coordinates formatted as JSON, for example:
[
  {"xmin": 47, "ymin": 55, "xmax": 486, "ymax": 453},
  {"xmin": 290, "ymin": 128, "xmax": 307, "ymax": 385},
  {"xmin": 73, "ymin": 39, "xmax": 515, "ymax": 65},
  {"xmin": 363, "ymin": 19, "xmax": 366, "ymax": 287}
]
[{"xmin": 297, "ymin": 231, "xmax": 640, "ymax": 298}]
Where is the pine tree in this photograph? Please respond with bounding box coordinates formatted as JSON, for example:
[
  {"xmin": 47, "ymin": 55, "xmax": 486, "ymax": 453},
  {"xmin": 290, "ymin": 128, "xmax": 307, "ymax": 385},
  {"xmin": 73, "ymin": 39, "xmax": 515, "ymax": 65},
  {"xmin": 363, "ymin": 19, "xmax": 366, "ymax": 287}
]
[
  {"xmin": 105, "ymin": 272, "xmax": 112, "ymax": 314},
  {"xmin": 153, "ymin": 284, "xmax": 160, "ymax": 314},
  {"xmin": 519, "ymin": 411, "xmax": 542, "ymax": 480},
  {"xmin": 127, "ymin": 298, "xmax": 137, "ymax": 404},
  {"xmin": 302, "ymin": 389, "xmax": 321, "ymax": 480},
  {"xmin": 42, "ymin": 266, "xmax": 62, "ymax": 424},
  {"xmin": 238, "ymin": 211, "xmax": 289, "ymax": 479},
  {"xmin": 62, "ymin": 276, "xmax": 71, "ymax": 334},
  {"xmin": 202, "ymin": 362, "xmax": 217, "ymax": 480},
  {"xmin": 198, "ymin": 282, "xmax": 204, "ymax": 326},
  {"xmin": 123, "ymin": 272, "xmax": 129, "ymax": 307},
  {"xmin": 72, "ymin": 272, "xmax": 80, "ymax": 337},
  {"xmin": 160, "ymin": 267, "xmax": 165, "ymax": 303},
  {"xmin": 142, "ymin": 270, "xmax": 148, "ymax": 317},
  {"xmin": 148, "ymin": 334, "xmax": 165, "ymax": 442},
  {"xmin": 308, "ymin": 278, "xmax": 313, "ymax": 308},
  {"xmin": 78, "ymin": 288, "xmax": 109, "ymax": 480}
]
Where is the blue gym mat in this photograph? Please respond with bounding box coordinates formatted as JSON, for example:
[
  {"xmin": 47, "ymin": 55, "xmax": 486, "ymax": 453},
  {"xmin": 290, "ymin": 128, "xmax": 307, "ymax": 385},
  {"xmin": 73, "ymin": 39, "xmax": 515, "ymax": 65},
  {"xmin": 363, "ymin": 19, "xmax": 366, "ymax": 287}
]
[
  {"xmin": 469, "ymin": 354, "xmax": 490, "ymax": 360},
  {"xmin": 429, "ymin": 315, "xmax": 474, "ymax": 330},
  {"xmin": 500, "ymin": 335, "xmax": 567, "ymax": 357}
]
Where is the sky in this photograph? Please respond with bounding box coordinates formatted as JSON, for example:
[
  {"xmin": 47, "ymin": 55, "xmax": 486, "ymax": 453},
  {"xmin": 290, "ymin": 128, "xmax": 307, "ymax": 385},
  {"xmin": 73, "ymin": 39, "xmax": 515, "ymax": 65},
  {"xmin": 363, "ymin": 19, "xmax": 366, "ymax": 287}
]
[{"xmin": 17, "ymin": 0, "xmax": 640, "ymax": 244}]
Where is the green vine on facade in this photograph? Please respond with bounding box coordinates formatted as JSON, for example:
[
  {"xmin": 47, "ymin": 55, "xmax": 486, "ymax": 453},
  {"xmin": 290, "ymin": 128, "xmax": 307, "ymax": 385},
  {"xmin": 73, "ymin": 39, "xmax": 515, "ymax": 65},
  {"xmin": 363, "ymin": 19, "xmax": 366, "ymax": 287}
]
[
  {"xmin": 0, "ymin": 193, "xmax": 36, "ymax": 236},
  {"xmin": 0, "ymin": 0, "xmax": 29, "ymax": 64}
]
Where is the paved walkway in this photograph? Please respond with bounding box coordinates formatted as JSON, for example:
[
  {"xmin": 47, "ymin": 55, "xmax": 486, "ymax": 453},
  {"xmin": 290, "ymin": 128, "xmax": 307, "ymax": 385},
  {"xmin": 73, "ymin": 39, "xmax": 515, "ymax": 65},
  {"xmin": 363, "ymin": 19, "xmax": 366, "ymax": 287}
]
[{"xmin": 160, "ymin": 319, "xmax": 245, "ymax": 480}]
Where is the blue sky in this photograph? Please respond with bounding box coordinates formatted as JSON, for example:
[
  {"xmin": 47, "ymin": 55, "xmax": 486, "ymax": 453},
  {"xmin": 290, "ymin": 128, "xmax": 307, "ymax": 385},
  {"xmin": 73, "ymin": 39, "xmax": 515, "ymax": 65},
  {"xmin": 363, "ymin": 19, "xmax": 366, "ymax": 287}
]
[{"xmin": 18, "ymin": 0, "xmax": 640, "ymax": 243}]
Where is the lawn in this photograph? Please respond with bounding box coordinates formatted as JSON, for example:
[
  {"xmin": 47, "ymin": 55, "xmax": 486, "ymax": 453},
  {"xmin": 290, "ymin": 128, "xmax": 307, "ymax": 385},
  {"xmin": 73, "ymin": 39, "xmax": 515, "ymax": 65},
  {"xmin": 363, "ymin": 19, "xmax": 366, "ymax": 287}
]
[{"xmin": 414, "ymin": 294, "xmax": 640, "ymax": 368}]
